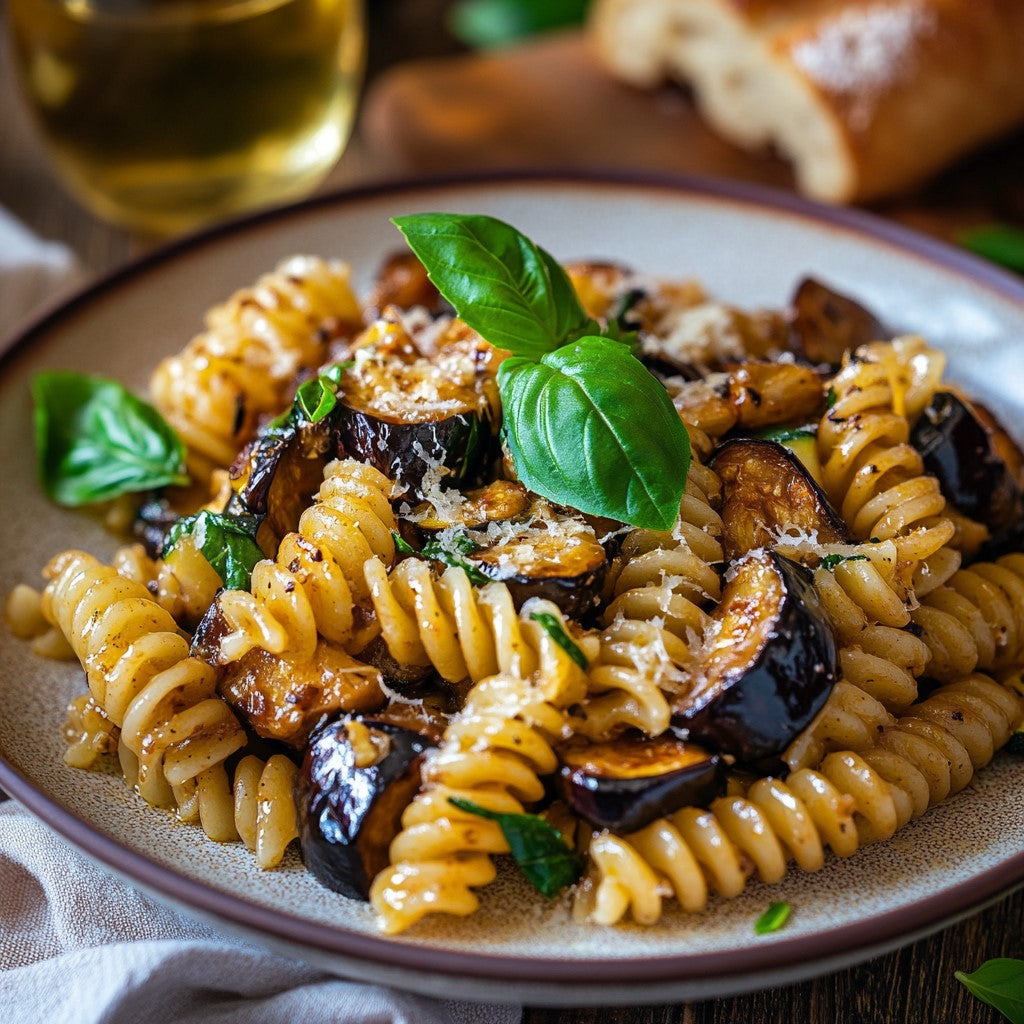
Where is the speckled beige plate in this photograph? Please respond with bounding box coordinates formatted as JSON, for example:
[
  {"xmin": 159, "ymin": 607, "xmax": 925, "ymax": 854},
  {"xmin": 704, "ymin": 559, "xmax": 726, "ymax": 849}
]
[{"xmin": 2, "ymin": 174, "xmax": 1023, "ymax": 1006}]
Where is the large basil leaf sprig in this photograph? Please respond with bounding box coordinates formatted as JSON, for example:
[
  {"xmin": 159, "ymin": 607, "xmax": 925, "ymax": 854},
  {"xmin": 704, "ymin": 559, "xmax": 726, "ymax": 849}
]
[
  {"xmin": 393, "ymin": 213, "xmax": 689, "ymax": 530},
  {"xmin": 33, "ymin": 371, "xmax": 188, "ymax": 506}
]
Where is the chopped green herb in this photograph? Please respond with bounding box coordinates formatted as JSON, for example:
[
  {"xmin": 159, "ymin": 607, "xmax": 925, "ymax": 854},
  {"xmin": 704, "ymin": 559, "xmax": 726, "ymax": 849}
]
[
  {"xmin": 955, "ymin": 958, "xmax": 1024, "ymax": 1024},
  {"xmin": 529, "ymin": 611, "xmax": 589, "ymax": 669},
  {"xmin": 820, "ymin": 553, "xmax": 870, "ymax": 571},
  {"xmin": 448, "ymin": 797, "xmax": 582, "ymax": 897},
  {"xmin": 448, "ymin": 0, "xmax": 588, "ymax": 49},
  {"xmin": 164, "ymin": 510, "xmax": 264, "ymax": 590},
  {"xmin": 270, "ymin": 362, "xmax": 354, "ymax": 430},
  {"xmin": 959, "ymin": 224, "xmax": 1024, "ymax": 276},
  {"xmin": 826, "ymin": 387, "xmax": 837, "ymax": 409},
  {"xmin": 754, "ymin": 901, "xmax": 792, "ymax": 935},
  {"xmin": 392, "ymin": 213, "xmax": 690, "ymax": 530},
  {"xmin": 757, "ymin": 426, "xmax": 817, "ymax": 443},
  {"xmin": 33, "ymin": 371, "xmax": 188, "ymax": 506},
  {"xmin": 421, "ymin": 532, "xmax": 489, "ymax": 585},
  {"xmin": 391, "ymin": 531, "xmax": 418, "ymax": 556}
]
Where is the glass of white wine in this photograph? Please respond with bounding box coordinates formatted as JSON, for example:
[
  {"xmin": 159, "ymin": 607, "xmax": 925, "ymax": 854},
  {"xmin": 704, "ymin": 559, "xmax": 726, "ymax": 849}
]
[{"xmin": 7, "ymin": 0, "xmax": 366, "ymax": 235}]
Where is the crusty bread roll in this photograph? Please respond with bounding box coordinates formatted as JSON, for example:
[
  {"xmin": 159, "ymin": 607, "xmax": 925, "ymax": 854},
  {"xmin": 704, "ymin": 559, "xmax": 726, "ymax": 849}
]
[{"xmin": 588, "ymin": 0, "xmax": 1024, "ymax": 202}]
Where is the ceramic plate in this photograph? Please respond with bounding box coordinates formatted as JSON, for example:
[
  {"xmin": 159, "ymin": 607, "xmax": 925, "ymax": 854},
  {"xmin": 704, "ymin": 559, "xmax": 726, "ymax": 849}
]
[{"xmin": 2, "ymin": 173, "xmax": 1023, "ymax": 1006}]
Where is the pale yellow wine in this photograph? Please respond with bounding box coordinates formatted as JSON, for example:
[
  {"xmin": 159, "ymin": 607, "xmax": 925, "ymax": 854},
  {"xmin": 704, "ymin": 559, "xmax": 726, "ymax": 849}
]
[{"xmin": 9, "ymin": 0, "xmax": 365, "ymax": 233}]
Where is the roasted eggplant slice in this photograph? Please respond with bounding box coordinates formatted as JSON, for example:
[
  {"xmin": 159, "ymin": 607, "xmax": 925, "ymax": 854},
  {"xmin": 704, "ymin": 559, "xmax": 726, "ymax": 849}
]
[
  {"xmin": 365, "ymin": 251, "xmax": 447, "ymax": 317},
  {"xmin": 910, "ymin": 391, "xmax": 1024, "ymax": 551},
  {"xmin": 336, "ymin": 327, "xmax": 500, "ymax": 497},
  {"xmin": 711, "ymin": 437, "xmax": 847, "ymax": 560},
  {"xmin": 672, "ymin": 551, "xmax": 838, "ymax": 763},
  {"xmin": 558, "ymin": 734, "xmax": 724, "ymax": 833},
  {"xmin": 789, "ymin": 277, "xmax": 886, "ymax": 367},
  {"xmin": 229, "ymin": 414, "xmax": 334, "ymax": 554},
  {"xmin": 723, "ymin": 361, "xmax": 825, "ymax": 430},
  {"xmin": 215, "ymin": 639, "xmax": 385, "ymax": 748},
  {"xmin": 462, "ymin": 501, "xmax": 609, "ymax": 617},
  {"xmin": 297, "ymin": 716, "xmax": 437, "ymax": 899}
]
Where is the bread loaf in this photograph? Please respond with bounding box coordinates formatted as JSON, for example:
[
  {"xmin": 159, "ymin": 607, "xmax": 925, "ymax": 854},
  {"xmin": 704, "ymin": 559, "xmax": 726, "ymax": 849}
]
[{"xmin": 588, "ymin": 0, "xmax": 1024, "ymax": 202}]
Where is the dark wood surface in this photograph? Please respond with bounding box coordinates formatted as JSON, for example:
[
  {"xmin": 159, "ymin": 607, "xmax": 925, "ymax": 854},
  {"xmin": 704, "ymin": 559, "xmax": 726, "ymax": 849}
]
[{"xmin": 1, "ymin": 2, "xmax": 1022, "ymax": 1020}]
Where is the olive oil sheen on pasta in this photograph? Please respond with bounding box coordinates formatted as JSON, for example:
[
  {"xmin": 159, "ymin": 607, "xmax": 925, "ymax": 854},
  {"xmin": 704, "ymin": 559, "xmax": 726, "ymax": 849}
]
[{"xmin": 8, "ymin": 0, "xmax": 364, "ymax": 234}]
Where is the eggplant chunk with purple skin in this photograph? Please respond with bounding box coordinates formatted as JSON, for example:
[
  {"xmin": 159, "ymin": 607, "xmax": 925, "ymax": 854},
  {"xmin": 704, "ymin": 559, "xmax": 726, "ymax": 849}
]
[
  {"xmin": 789, "ymin": 277, "xmax": 887, "ymax": 367},
  {"xmin": 296, "ymin": 716, "xmax": 439, "ymax": 900},
  {"xmin": 558, "ymin": 734, "xmax": 724, "ymax": 834},
  {"xmin": 336, "ymin": 328, "xmax": 501, "ymax": 497},
  {"xmin": 910, "ymin": 391, "xmax": 1024, "ymax": 552},
  {"xmin": 711, "ymin": 437, "xmax": 848, "ymax": 561},
  {"xmin": 673, "ymin": 551, "xmax": 838, "ymax": 763},
  {"xmin": 463, "ymin": 500, "xmax": 609, "ymax": 617},
  {"xmin": 228, "ymin": 414, "xmax": 334, "ymax": 555}
]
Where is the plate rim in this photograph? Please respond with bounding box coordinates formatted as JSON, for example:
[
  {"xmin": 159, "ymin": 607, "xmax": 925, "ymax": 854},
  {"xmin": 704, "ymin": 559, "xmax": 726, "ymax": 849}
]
[{"xmin": 3, "ymin": 168, "xmax": 1023, "ymax": 993}]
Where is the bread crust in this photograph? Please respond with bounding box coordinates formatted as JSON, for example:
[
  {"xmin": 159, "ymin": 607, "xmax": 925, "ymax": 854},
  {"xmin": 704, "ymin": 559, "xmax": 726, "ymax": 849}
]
[{"xmin": 589, "ymin": 0, "xmax": 1024, "ymax": 202}]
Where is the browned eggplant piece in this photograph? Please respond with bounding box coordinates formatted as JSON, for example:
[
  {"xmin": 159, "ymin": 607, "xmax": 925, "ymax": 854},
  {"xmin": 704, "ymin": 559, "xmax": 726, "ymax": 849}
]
[
  {"xmin": 464, "ymin": 501, "xmax": 609, "ymax": 617},
  {"xmin": 365, "ymin": 251, "xmax": 447, "ymax": 317},
  {"xmin": 672, "ymin": 551, "xmax": 838, "ymax": 763},
  {"xmin": 910, "ymin": 391, "xmax": 1024, "ymax": 552},
  {"xmin": 336, "ymin": 334, "xmax": 500, "ymax": 497},
  {"xmin": 789, "ymin": 277, "xmax": 886, "ymax": 367},
  {"xmin": 297, "ymin": 716, "xmax": 437, "ymax": 899},
  {"xmin": 723, "ymin": 361, "xmax": 825, "ymax": 431},
  {"xmin": 558, "ymin": 734, "xmax": 724, "ymax": 833},
  {"xmin": 227, "ymin": 415, "xmax": 334, "ymax": 555},
  {"xmin": 215, "ymin": 640, "xmax": 385, "ymax": 748},
  {"xmin": 711, "ymin": 437, "xmax": 847, "ymax": 560}
]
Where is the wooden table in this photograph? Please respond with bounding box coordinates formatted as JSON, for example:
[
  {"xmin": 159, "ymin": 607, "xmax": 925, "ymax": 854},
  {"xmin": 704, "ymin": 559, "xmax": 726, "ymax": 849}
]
[{"xmin": 1, "ymin": 5, "xmax": 1022, "ymax": 1021}]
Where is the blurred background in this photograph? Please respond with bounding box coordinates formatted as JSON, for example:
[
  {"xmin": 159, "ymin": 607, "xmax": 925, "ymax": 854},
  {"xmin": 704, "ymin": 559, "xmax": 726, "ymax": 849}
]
[{"xmin": 3, "ymin": 0, "xmax": 1024, "ymax": 277}]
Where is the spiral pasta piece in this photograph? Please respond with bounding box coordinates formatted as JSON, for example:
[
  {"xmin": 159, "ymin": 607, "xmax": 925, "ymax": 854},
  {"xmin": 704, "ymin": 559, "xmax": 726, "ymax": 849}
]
[
  {"xmin": 150, "ymin": 256, "xmax": 361, "ymax": 478},
  {"xmin": 584, "ymin": 672, "xmax": 1023, "ymax": 925},
  {"xmin": 818, "ymin": 338, "xmax": 954, "ymax": 572},
  {"xmin": 217, "ymin": 459, "xmax": 398, "ymax": 663},
  {"xmin": 43, "ymin": 550, "xmax": 301, "ymax": 865},
  {"xmin": 912, "ymin": 553, "xmax": 1024, "ymax": 682},
  {"xmin": 583, "ymin": 751, "xmax": 891, "ymax": 925},
  {"xmin": 370, "ymin": 603, "xmax": 592, "ymax": 932},
  {"xmin": 572, "ymin": 457, "xmax": 723, "ymax": 741}
]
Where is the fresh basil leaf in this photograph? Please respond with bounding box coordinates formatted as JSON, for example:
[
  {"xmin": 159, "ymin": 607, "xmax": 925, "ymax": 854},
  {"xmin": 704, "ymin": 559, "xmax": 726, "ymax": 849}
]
[
  {"xmin": 529, "ymin": 611, "xmax": 588, "ymax": 669},
  {"xmin": 820, "ymin": 553, "xmax": 870, "ymax": 571},
  {"xmin": 165, "ymin": 510, "xmax": 264, "ymax": 590},
  {"xmin": 448, "ymin": 0, "xmax": 588, "ymax": 49},
  {"xmin": 391, "ymin": 531, "xmax": 418, "ymax": 556},
  {"xmin": 754, "ymin": 901, "xmax": 792, "ymax": 935},
  {"xmin": 392, "ymin": 213, "xmax": 597, "ymax": 360},
  {"xmin": 960, "ymin": 224, "xmax": 1024, "ymax": 275},
  {"xmin": 271, "ymin": 362, "xmax": 354, "ymax": 429},
  {"xmin": 421, "ymin": 532, "xmax": 489, "ymax": 585},
  {"xmin": 33, "ymin": 371, "xmax": 188, "ymax": 507},
  {"xmin": 448, "ymin": 797, "xmax": 582, "ymax": 898},
  {"xmin": 956, "ymin": 958, "xmax": 1024, "ymax": 1024},
  {"xmin": 826, "ymin": 387, "xmax": 837, "ymax": 409},
  {"xmin": 499, "ymin": 336, "xmax": 690, "ymax": 530}
]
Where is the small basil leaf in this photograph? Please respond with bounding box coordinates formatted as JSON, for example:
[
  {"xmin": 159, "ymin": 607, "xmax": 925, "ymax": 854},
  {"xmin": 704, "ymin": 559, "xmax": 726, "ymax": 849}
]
[
  {"xmin": 826, "ymin": 387, "xmax": 837, "ymax": 409},
  {"xmin": 955, "ymin": 958, "xmax": 1024, "ymax": 1024},
  {"xmin": 757, "ymin": 426, "xmax": 817, "ymax": 443},
  {"xmin": 448, "ymin": 797, "xmax": 582, "ymax": 898},
  {"xmin": 392, "ymin": 212, "xmax": 596, "ymax": 360},
  {"xmin": 421, "ymin": 533, "xmax": 489, "ymax": 585},
  {"xmin": 498, "ymin": 336, "xmax": 690, "ymax": 530},
  {"xmin": 754, "ymin": 901, "xmax": 792, "ymax": 935},
  {"xmin": 529, "ymin": 611, "xmax": 588, "ymax": 669},
  {"xmin": 391, "ymin": 531, "xmax": 418, "ymax": 556},
  {"xmin": 33, "ymin": 371, "xmax": 188, "ymax": 506},
  {"xmin": 165, "ymin": 510, "xmax": 264, "ymax": 590},
  {"xmin": 960, "ymin": 224, "xmax": 1024, "ymax": 275},
  {"xmin": 820, "ymin": 553, "xmax": 870, "ymax": 571}
]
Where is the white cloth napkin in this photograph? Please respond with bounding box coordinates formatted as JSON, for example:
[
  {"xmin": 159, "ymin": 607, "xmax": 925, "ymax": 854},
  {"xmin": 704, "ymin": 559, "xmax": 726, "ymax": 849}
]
[
  {"xmin": 0, "ymin": 805, "xmax": 520, "ymax": 1024},
  {"xmin": 0, "ymin": 207, "xmax": 84, "ymax": 342},
  {"xmin": 0, "ymin": 209, "xmax": 523, "ymax": 1023}
]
